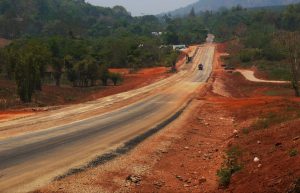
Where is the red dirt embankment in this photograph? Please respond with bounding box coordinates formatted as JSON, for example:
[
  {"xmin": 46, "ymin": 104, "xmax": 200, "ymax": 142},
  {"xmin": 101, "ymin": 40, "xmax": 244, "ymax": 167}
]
[
  {"xmin": 0, "ymin": 67, "xmax": 169, "ymax": 121},
  {"xmin": 36, "ymin": 43, "xmax": 300, "ymax": 193},
  {"xmin": 127, "ymin": 44, "xmax": 300, "ymax": 193}
]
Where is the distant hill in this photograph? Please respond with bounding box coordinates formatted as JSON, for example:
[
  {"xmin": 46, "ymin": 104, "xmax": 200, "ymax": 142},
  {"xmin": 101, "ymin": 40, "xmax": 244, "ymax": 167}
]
[
  {"xmin": 166, "ymin": 0, "xmax": 300, "ymax": 16},
  {"xmin": 0, "ymin": 0, "xmax": 132, "ymax": 38}
]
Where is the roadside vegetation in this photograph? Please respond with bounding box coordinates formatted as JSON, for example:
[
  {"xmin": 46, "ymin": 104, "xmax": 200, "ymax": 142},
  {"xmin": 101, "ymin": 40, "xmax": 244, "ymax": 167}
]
[
  {"xmin": 208, "ymin": 4, "xmax": 300, "ymax": 96},
  {"xmin": 0, "ymin": 0, "xmax": 211, "ymax": 104},
  {"xmin": 0, "ymin": 0, "xmax": 299, "ymax": 103}
]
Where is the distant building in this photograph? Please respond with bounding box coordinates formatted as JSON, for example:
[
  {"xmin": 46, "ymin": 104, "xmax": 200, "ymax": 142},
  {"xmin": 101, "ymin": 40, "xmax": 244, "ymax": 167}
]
[
  {"xmin": 151, "ymin": 32, "xmax": 163, "ymax": 36},
  {"xmin": 172, "ymin": 45, "xmax": 186, "ymax": 50},
  {"xmin": 206, "ymin": 34, "xmax": 215, "ymax": 43},
  {"xmin": 159, "ymin": 45, "xmax": 168, "ymax": 49}
]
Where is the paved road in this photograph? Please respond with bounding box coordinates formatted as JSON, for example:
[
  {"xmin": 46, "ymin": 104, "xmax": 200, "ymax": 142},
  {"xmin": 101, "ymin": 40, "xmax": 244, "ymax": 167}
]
[{"xmin": 0, "ymin": 44, "xmax": 215, "ymax": 193}]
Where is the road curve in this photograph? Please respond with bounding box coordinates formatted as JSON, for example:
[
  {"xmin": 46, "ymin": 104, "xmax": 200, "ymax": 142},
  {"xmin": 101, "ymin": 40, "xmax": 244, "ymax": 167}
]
[
  {"xmin": 0, "ymin": 44, "xmax": 215, "ymax": 193},
  {"xmin": 237, "ymin": 69, "xmax": 289, "ymax": 84}
]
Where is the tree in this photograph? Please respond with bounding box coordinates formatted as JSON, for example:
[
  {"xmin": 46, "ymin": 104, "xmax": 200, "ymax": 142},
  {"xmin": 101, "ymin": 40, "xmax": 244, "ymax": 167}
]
[
  {"xmin": 14, "ymin": 51, "xmax": 43, "ymax": 102},
  {"xmin": 74, "ymin": 59, "xmax": 87, "ymax": 87},
  {"xmin": 48, "ymin": 38, "xmax": 64, "ymax": 86},
  {"xmin": 99, "ymin": 65, "xmax": 109, "ymax": 86},
  {"xmin": 14, "ymin": 53, "xmax": 36, "ymax": 103},
  {"xmin": 52, "ymin": 58, "xmax": 64, "ymax": 86},
  {"xmin": 278, "ymin": 31, "xmax": 300, "ymax": 97},
  {"xmin": 164, "ymin": 32, "xmax": 179, "ymax": 45},
  {"xmin": 64, "ymin": 55, "xmax": 77, "ymax": 86},
  {"xmin": 85, "ymin": 57, "xmax": 99, "ymax": 86},
  {"xmin": 1, "ymin": 47, "xmax": 17, "ymax": 80},
  {"xmin": 166, "ymin": 50, "xmax": 178, "ymax": 72},
  {"xmin": 109, "ymin": 72, "xmax": 122, "ymax": 86},
  {"xmin": 282, "ymin": 4, "xmax": 300, "ymax": 31},
  {"xmin": 67, "ymin": 68, "xmax": 78, "ymax": 87},
  {"xmin": 189, "ymin": 7, "xmax": 196, "ymax": 17},
  {"xmin": 3, "ymin": 41, "xmax": 50, "ymax": 102}
]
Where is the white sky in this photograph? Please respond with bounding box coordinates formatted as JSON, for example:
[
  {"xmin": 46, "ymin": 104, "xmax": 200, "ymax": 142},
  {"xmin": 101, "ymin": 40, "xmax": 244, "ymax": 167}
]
[{"xmin": 86, "ymin": 0, "xmax": 197, "ymax": 16}]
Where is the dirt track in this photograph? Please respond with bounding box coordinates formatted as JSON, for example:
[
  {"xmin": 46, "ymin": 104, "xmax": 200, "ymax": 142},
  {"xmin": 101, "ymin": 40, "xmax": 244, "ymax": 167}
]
[{"xmin": 237, "ymin": 69, "xmax": 289, "ymax": 84}]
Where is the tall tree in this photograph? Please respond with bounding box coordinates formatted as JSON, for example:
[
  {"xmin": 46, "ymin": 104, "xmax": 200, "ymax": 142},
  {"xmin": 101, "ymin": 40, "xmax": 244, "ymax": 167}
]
[
  {"xmin": 189, "ymin": 7, "xmax": 196, "ymax": 17},
  {"xmin": 14, "ymin": 52, "xmax": 45, "ymax": 102},
  {"xmin": 1, "ymin": 47, "xmax": 17, "ymax": 80},
  {"xmin": 85, "ymin": 57, "xmax": 99, "ymax": 86},
  {"xmin": 109, "ymin": 72, "xmax": 122, "ymax": 86},
  {"xmin": 282, "ymin": 4, "xmax": 300, "ymax": 31},
  {"xmin": 49, "ymin": 38, "xmax": 64, "ymax": 86},
  {"xmin": 3, "ymin": 41, "xmax": 50, "ymax": 102},
  {"xmin": 14, "ymin": 53, "xmax": 35, "ymax": 103},
  {"xmin": 99, "ymin": 64, "xmax": 110, "ymax": 86},
  {"xmin": 278, "ymin": 31, "xmax": 300, "ymax": 97}
]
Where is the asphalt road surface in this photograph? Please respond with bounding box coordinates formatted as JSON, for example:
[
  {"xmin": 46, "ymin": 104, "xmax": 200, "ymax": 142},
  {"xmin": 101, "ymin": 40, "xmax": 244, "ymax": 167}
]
[{"xmin": 0, "ymin": 44, "xmax": 215, "ymax": 193}]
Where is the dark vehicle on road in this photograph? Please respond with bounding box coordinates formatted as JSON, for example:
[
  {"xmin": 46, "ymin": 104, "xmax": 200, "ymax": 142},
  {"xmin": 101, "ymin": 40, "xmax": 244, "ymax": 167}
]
[
  {"xmin": 186, "ymin": 55, "xmax": 193, "ymax": 63},
  {"xmin": 198, "ymin": 64, "xmax": 204, "ymax": 70},
  {"xmin": 224, "ymin": 65, "xmax": 235, "ymax": 70}
]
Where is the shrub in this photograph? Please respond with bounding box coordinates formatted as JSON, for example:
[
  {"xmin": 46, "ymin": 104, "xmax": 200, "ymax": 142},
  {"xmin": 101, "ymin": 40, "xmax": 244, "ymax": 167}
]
[
  {"xmin": 109, "ymin": 72, "xmax": 123, "ymax": 86},
  {"xmin": 242, "ymin": 127, "xmax": 250, "ymax": 135},
  {"xmin": 262, "ymin": 45, "xmax": 285, "ymax": 61},
  {"xmin": 289, "ymin": 149, "xmax": 298, "ymax": 157},
  {"xmin": 217, "ymin": 146, "xmax": 242, "ymax": 188},
  {"xmin": 251, "ymin": 112, "xmax": 293, "ymax": 130},
  {"xmin": 290, "ymin": 178, "xmax": 300, "ymax": 193},
  {"xmin": 239, "ymin": 48, "xmax": 261, "ymax": 63},
  {"xmin": 99, "ymin": 65, "xmax": 110, "ymax": 86},
  {"xmin": 252, "ymin": 117, "xmax": 271, "ymax": 130},
  {"xmin": 217, "ymin": 168, "xmax": 232, "ymax": 187}
]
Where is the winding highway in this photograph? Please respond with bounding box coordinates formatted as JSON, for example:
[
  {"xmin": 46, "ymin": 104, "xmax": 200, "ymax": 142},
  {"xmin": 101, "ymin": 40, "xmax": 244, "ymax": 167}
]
[{"xmin": 0, "ymin": 44, "xmax": 215, "ymax": 193}]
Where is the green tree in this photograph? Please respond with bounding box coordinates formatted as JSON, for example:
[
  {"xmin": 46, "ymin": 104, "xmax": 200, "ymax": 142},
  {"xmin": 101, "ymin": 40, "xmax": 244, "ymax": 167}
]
[
  {"xmin": 1, "ymin": 47, "xmax": 17, "ymax": 79},
  {"xmin": 189, "ymin": 7, "xmax": 196, "ymax": 17},
  {"xmin": 14, "ymin": 53, "xmax": 36, "ymax": 103},
  {"xmin": 14, "ymin": 51, "xmax": 46, "ymax": 102},
  {"xmin": 48, "ymin": 37, "xmax": 65, "ymax": 86},
  {"xmin": 85, "ymin": 57, "xmax": 99, "ymax": 86},
  {"xmin": 3, "ymin": 41, "xmax": 50, "ymax": 102},
  {"xmin": 64, "ymin": 55, "xmax": 78, "ymax": 86},
  {"xmin": 282, "ymin": 4, "xmax": 300, "ymax": 31},
  {"xmin": 109, "ymin": 72, "xmax": 122, "ymax": 86},
  {"xmin": 278, "ymin": 31, "xmax": 300, "ymax": 97},
  {"xmin": 99, "ymin": 65, "xmax": 110, "ymax": 86}
]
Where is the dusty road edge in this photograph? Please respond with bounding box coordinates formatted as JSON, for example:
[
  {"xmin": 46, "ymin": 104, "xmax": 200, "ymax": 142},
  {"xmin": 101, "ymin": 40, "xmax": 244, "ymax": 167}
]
[
  {"xmin": 53, "ymin": 77, "xmax": 212, "ymax": 182},
  {"xmin": 53, "ymin": 97, "xmax": 195, "ymax": 181},
  {"xmin": 49, "ymin": 46, "xmax": 215, "ymax": 182}
]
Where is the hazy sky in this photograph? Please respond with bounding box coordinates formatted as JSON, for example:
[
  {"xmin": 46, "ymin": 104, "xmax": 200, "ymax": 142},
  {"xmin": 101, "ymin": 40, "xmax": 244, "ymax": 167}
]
[{"xmin": 86, "ymin": 0, "xmax": 197, "ymax": 16}]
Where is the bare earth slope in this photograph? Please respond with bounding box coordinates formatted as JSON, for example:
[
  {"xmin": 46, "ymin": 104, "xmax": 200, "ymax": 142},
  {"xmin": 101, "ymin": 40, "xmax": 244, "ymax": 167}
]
[{"xmin": 35, "ymin": 44, "xmax": 300, "ymax": 193}]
